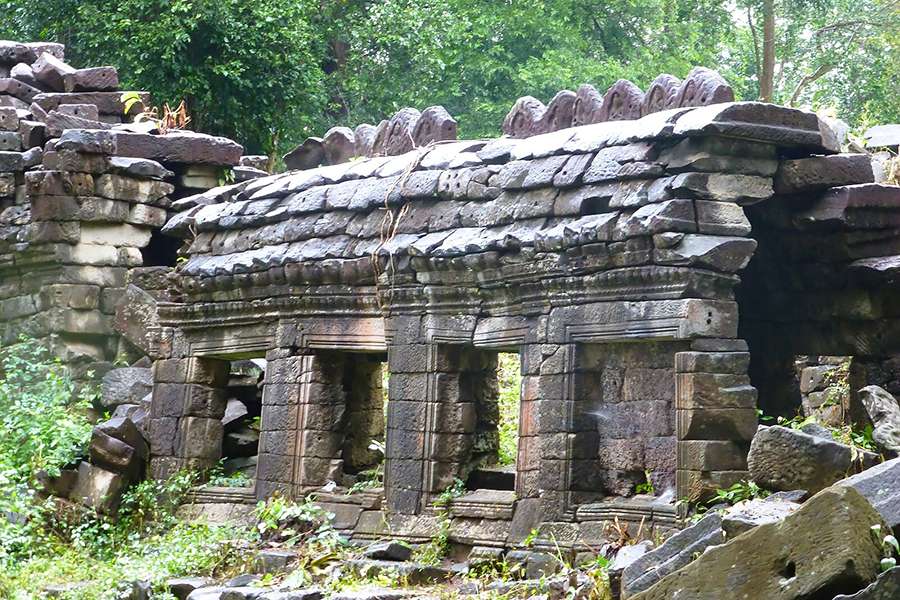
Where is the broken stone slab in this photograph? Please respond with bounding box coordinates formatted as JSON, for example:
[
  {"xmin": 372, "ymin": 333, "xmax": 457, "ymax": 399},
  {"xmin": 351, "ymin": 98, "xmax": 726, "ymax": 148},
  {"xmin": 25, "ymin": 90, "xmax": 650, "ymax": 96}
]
[
  {"xmin": 609, "ymin": 541, "xmax": 653, "ymax": 597},
  {"xmin": 837, "ymin": 456, "xmax": 900, "ymax": 533},
  {"xmin": 669, "ymin": 172, "xmax": 773, "ymax": 204},
  {"xmin": 833, "ymin": 566, "xmax": 900, "ymax": 599},
  {"xmin": 89, "ymin": 428, "xmax": 138, "ymax": 475},
  {"xmin": 100, "ymin": 367, "xmax": 153, "ymax": 408},
  {"xmin": 672, "ymin": 102, "xmax": 837, "ymax": 153},
  {"xmin": 31, "ymin": 52, "xmax": 75, "ymax": 92},
  {"xmin": 748, "ymin": 425, "xmax": 878, "ymax": 495},
  {"xmin": 97, "ymin": 415, "xmax": 148, "ymax": 458},
  {"xmin": 222, "ymin": 398, "xmax": 249, "ymax": 429},
  {"xmin": 849, "ymin": 255, "xmax": 900, "ymax": 286},
  {"xmin": 858, "ymin": 385, "xmax": 900, "ymax": 454},
  {"xmin": 345, "ymin": 560, "xmax": 453, "ymax": 585},
  {"xmin": 254, "ymin": 549, "xmax": 297, "ymax": 574},
  {"xmin": 109, "ymin": 156, "xmax": 173, "ymax": 180},
  {"xmin": 62, "ymin": 66, "xmax": 119, "ymax": 92},
  {"xmin": 32, "ymin": 91, "xmax": 149, "ymax": 116},
  {"xmin": 68, "ymin": 461, "xmax": 125, "ymax": 513},
  {"xmin": 654, "ymin": 234, "xmax": 757, "ymax": 273},
  {"xmin": 0, "ymin": 41, "xmax": 37, "ymax": 65},
  {"xmin": 56, "ymin": 129, "xmax": 242, "ymax": 165},
  {"xmin": 363, "ymin": 540, "xmax": 413, "ymax": 561},
  {"xmin": 774, "ymin": 153, "xmax": 874, "ymax": 194},
  {"xmin": 0, "ymin": 77, "xmax": 41, "ymax": 102},
  {"xmin": 721, "ymin": 494, "xmax": 800, "ymax": 538},
  {"xmin": 621, "ymin": 513, "xmax": 725, "ymax": 598},
  {"xmin": 864, "ymin": 124, "xmax": 900, "ymax": 149},
  {"xmin": 630, "ymin": 486, "xmax": 886, "ymax": 600},
  {"xmin": 113, "ymin": 286, "xmax": 158, "ymax": 358},
  {"xmin": 44, "ymin": 109, "xmax": 112, "ymax": 137},
  {"xmin": 793, "ymin": 184, "xmax": 900, "ymax": 231},
  {"xmin": 167, "ymin": 577, "xmax": 215, "ymax": 600}
]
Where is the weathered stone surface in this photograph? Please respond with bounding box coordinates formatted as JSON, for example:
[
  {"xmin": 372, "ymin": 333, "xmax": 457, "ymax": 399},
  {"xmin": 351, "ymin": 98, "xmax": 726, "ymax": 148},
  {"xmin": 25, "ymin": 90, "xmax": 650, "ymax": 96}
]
[
  {"xmin": 631, "ymin": 487, "xmax": 886, "ymax": 600},
  {"xmin": 167, "ymin": 577, "xmax": 215, "ymax": 600},
  {"xmin": 62, "ymin": 66, "xmax": 119, "ymax": 92},
  {"xmin": 0, "ymin": 76, "xmax": 41, "ymax": 102},
  {"xmin": 721, "ymin": 495, "xmax": 800, "ymax": 538},
  {"xmin": 69, "ymin": 462, "xmax": 125, "ymax": 513},
  {"xmin": 858, "ymin": 385, "xmax": 900, "ymax": 454},
  {"xmin": 363, "ymin": 541, "xmax": 413, "ymax": 561},
  {"xmin": 89, "ymin": 428, "xmax": 138, "ymax": 475},
  {"xmin": 748, "ymin": 425, "xmax": 875, "ymax": 495},
  {"xmin": 793, "ymin": 184, "xmax": 900, "ymax": 231},
  {"xmin": 31, "ymin": 52, "xmax": 75, "ymax": 91},
  {"xmin": 621, "ymin": 513, "xmax": 725, "ymax": 598},
  {"xmin": 654, "ymin": 234, "xmax": 757, "ymax": 273},
  {"xmin": 101, "ymin": 367, "xmax": 153, "ymax": 408},
  {"xmin": 32, "ymin": 91, "xmax": 149, "ymax": 115},
  {"xmin": 837, "ymin": 457, "xmax": 900, "ymax": 532},
  {"xmin": 56, "ymin": 129, "xmax": 242, "ymax": 165},
  {"xmin": 774, "ymin": 154, "xmax": 874, "ymax": 194}
]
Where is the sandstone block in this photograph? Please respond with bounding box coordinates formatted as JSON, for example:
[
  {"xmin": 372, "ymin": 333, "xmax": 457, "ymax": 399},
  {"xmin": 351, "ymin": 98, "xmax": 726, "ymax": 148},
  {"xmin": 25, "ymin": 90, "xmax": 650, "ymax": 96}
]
[
  {"xmin": 101, "ymin": 367, "xmax": 153, "ymax": 408},
  {"xmin": 748, "ymin": 425, "xmax": 876, "ymax": 495},
  {"xmin": 838, "ymin": 456, "xmax": 900, "ymax": 533},
  {"xmin": 630, "ymin": 486, "xmax": 886, "ymax": 600},
  {"xmin": 775, "ymin": 154, "xmax": 874, "ymax": 194}
]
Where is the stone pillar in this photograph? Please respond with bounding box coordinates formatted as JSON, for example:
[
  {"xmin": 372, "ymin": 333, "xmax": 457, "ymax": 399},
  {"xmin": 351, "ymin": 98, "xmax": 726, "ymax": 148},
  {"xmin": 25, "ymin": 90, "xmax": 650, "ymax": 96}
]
[
  {"xmin": 675, "ymin": 348, "xmax": 757, "ymax": 502},
  {"xmin": 384, "ymin": 315, "xmax": 428, "ymax": 513},
  {"xmin": 534, "ymin": 342, "xmax": 575, "ymax": 519},
  {"xmin": 148, "ymin": 356, "xmax": 228, "ymax": 479},
  {"xmin": 258, "ymin": 349, "xmax": 347, "ymax": 499}
]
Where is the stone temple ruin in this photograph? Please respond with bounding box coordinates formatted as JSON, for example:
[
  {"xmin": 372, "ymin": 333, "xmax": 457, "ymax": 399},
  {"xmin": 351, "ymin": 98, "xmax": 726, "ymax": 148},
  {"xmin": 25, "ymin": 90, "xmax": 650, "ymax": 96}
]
[{"xmin": 2, "ymin": 38, "xmax": 900, "ymax": 569}]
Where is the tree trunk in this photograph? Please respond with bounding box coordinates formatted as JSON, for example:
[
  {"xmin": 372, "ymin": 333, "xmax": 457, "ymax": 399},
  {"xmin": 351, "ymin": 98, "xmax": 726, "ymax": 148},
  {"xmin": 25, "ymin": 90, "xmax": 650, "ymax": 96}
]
[{"xmin": 759, "ymin": 0, "xmax": 776, "ymax": 102}]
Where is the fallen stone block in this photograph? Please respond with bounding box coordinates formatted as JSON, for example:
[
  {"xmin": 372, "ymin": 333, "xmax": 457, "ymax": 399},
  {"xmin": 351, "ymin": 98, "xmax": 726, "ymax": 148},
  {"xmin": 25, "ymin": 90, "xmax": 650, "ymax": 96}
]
[
  {"xmin": 774, "ymin": 153, "xmax": 874, "ymax": 194},
  {"xmin": 630, "ymin": 486, "xmax": 887, "ymax": 600},
  {"xmin": 89, "ymin": 428, "xmax": 138, "ymax": 475},
  {"xmin": 69, "ymin": 462, "xmax": 125, "ymax": 513},
  {"xmin": 363, "ymin": 540, "xmax": 413, "ymax": 562},
  {"xmin": 621, "ymin": 513, "xmax": 725, "ymax": 598},
  {"xmin": 113, "ymin": 285, "xmax": 159, "ymax": 357},
  {"xmin": 859, "ymin": 385, "xmax": 900, "ymax": 454},
  {"xmin": 254, "ymin": 549, "xmax": 297, "ymax": 574},
  {"xmin": 748, "ymin": 425, "xmax": 876, "ymax": 494},
  {"xmin": 167, "ymin": 578, "xmax": 215, "ymax": 600},
  {"xmin": 838, "ymin": 456, "xmax": 900, "ymax": 533},
  {"xmin": 62, "ymin": 66, "xmax": 119, "ymax": 92},
  {"xmin": 100, "ymin": 367, "xmax": 153, "ymax": 407},
  {"xmin": 345, "ymin": 559, "xmax": 453, "ymax": 585},
  {"xmin": 721, "ymin": 494, "xmax": 800, "ymax": 538},
  {"xmin": 31, "ymin": 52, "xmax": 75, "ymax": 92}
]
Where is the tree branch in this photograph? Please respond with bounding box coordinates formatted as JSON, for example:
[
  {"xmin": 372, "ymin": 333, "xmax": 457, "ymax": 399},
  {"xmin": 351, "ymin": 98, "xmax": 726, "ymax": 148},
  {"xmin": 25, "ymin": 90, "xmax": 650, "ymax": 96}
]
[
  {"xmin": 748, "ymin": 6, "xmax": 761, "ymax": 84},
  {"xmin": 789, "ymin": 63, "xmax": 834, "ymax": 106}
]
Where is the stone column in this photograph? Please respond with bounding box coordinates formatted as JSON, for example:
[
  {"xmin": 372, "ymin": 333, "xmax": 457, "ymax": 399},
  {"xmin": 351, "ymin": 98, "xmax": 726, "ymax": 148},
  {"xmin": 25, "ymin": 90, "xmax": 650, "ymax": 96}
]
[
  {"xmin": 148, "ymin": 356, "xmax": 228, "ymax": 479},
  {"xmin": 258, "ymin": 349, "xmax": 347, "ymax": 499},
  {"xmin": 675, "ymin": 347, "xmax": 757, "ymax": 502}
]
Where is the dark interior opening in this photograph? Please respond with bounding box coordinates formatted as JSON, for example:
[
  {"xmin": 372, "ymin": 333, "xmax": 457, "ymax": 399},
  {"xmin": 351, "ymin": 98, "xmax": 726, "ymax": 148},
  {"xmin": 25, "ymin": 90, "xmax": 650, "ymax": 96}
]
[{"xmin": 140, "ymin": 229, "xmax": 181, "ymax": 267}]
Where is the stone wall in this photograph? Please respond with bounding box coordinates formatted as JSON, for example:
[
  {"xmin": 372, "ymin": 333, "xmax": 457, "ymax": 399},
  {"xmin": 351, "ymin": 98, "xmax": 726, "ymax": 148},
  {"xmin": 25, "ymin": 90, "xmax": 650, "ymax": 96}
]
[{"xmin": 147, "ymin": 100, "xmax": 877, "ymax": 552}]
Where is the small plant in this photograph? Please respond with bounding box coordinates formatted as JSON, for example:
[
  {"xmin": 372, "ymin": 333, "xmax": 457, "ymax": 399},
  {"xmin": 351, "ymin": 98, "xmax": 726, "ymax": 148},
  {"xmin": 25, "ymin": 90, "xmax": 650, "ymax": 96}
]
[
  {"xmin": 635, "ymin": 470, "xmax": 656, "ymax": 495},
  {"xmin": 414, "ymin": 478, "xmax": 466, "ymax": 565},
  {"xmin": 709, "ymin": 480, "xmax": 770, "ymax": 506},
  {"xmin": 204, "ymin": 460, "xmax": 253, "ymax": 488},
  {"xmin": 871, "ymin": 524, "xmax": 900, "ymax": 572},
  {"xmin": 121, "ymin": 92, "xmax": 191, "ymax": 134},
  {"xmin": 254, "ymin": 494, "xmax": 342, "ymax": 549}
]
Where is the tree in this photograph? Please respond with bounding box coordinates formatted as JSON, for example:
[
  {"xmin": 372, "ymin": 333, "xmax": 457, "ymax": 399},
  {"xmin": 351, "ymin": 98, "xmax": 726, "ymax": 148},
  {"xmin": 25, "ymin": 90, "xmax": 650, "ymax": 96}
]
[{"xmin": 738, "ymin": 0, "xmax": 899, "ymax": 125}]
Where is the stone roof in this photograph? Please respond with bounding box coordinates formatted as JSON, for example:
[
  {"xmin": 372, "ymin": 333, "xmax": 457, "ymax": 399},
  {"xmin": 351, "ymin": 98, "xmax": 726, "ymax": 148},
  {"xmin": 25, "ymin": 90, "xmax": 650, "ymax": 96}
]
[{"xmin": 154, "ymin": 102, "xmax": 836, "ymax": 299}]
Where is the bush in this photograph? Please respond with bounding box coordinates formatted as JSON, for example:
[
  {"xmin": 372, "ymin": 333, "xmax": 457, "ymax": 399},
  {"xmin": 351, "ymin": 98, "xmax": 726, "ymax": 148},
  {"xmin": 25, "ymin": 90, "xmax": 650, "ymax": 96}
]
[{"xmin": 0, "ymin": 338, "xmax": 94, "ymax": 565}]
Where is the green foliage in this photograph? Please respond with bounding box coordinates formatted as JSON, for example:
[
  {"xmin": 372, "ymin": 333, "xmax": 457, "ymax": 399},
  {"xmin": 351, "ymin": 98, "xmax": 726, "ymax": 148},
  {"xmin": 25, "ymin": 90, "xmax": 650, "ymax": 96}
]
[
  {"xmin": 709, "ymin": 480, "xmax": 770, "ymax": 506},
  {"xmin": 634, "ymin": 470, "xmax": 656, "ymax": 496},
  {"xmin": 1, "ymin": 0, "xmax": 894, "ymax": 156},
  {"xmin": 204, "ymin": 460, "xmax": 252, "ymax": 488},
  {"xmin": 415, "ymin": 478, "xmax": 466, "ymax": 565},
  {"xmin": 497, "ymin": 353, "xmax": 521, "ymax": 467},
  {"xmin": 0, "ymin": 338, "xmax": 94, "ymax": 565},
  {"xmin": 254, "ymin": 494, "xmax": 342, "ymax": 549}
]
